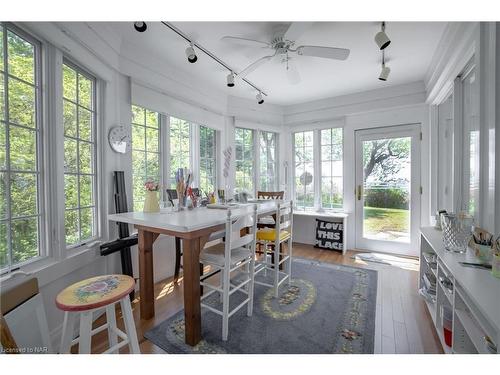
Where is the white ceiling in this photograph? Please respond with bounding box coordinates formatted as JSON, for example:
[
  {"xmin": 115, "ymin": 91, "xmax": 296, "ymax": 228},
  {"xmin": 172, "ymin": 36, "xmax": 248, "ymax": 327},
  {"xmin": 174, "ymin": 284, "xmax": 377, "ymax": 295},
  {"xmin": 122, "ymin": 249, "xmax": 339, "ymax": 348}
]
[{"xmin": 108, "ymin": 22, "xmax": 447, "ymax": 106}]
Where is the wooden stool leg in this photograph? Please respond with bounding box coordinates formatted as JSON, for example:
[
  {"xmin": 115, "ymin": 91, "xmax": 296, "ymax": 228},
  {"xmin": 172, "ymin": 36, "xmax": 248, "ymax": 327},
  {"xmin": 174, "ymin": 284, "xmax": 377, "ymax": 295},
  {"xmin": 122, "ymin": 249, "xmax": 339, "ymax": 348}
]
[
  {"xmin": 78, "ymin": 311, "xmax": 93, "ymax": 354},
  {"xmin": 120, "ymin": 297, "xmax": 140, "ymax": 354},
  {"xmin": 106, "ymin": 304, "xmax": 118, "ymax": 353},
  {"xmin": 174, "ymin": 237, "xmax": 181, "ymax": 283},
  {"xmin": 59, "ymin": 311, "xmax": 76, "ymax": 353}
]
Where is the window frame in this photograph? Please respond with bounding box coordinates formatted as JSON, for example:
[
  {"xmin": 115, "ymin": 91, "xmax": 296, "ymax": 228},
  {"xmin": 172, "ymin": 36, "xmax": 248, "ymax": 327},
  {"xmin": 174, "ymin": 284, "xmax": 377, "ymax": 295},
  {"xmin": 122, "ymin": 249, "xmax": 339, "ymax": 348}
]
[
  {"xmin": 292, "ymin": 126, "xmax": 344, "ymax": 212},
  {"xmin": 234, "ymin": 127, "xmax": 256, "ymax": 194},
  {"xmin": 0, "ymin": 22, "xmax": 45, "ymax": 272},
  {"xmin": 258, "ymin": 130, "xmax": 279, "ymax": 192},
  {"xmin": 320, "ymin": 127, "xmax": 344, "ymax": 210},
  {"xmin": 199, "ymin": 124, "xmax": 217, "ymax": 194},
  {"xmin": 62, "ymin": 58, "xmax": 99, "ymax": 250},
  {"xmin": 167, "ymin": 115, "xmax": 192, "ymax": 188},
  {"xmin": 130, "ymin": 104, "xmax": 162, "ymax": 211}
]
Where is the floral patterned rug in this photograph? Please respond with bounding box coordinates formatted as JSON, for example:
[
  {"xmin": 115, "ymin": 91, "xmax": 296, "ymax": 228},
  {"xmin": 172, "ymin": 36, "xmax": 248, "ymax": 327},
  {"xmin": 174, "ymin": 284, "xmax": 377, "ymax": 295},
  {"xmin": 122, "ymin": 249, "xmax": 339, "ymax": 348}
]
[{"xmin": 144, "ymin": 258, "xmax": 377, "ymax": 354}]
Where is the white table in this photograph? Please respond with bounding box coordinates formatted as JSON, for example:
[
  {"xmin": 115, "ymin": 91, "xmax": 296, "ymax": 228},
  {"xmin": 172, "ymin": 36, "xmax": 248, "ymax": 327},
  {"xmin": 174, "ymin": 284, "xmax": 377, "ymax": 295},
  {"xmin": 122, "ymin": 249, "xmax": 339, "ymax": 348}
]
[{"xmin": 108, "ymin": 201, "xmax": 283, "ymax": 346}]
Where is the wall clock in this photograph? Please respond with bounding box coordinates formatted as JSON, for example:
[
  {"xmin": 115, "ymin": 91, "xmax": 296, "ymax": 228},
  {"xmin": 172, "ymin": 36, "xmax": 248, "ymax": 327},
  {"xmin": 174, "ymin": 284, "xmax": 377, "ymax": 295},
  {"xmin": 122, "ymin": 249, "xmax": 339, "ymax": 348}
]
[{"xmin": 108, "ymin": 125, "xmax": 131, "ymax": 154}]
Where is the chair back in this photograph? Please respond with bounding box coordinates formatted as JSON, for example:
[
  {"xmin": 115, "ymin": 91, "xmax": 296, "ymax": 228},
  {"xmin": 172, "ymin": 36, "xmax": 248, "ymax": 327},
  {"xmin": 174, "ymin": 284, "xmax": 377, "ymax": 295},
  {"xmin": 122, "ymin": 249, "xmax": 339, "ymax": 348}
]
[
  {"xmin": 274, "ymin": 201, "xmax": 293, "ymax": 245},
  {"xmin": 257, "ymin": 191, "xmax": 284, "ymax": 200},
  {"xmin": 166, "ymin": 189, "xmax": 178, "ymax": 205},
  {"xmin": 224, "ymin": 205, "xmax": 258, "ymax": 265}
]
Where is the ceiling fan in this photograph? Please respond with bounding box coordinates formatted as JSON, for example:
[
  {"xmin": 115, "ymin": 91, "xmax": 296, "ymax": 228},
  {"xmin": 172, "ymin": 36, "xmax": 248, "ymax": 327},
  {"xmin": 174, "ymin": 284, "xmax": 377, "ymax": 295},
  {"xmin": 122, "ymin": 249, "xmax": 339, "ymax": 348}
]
[{"xmin": 221, "ymin": 22, "xmax": 350, "ymax": 85}]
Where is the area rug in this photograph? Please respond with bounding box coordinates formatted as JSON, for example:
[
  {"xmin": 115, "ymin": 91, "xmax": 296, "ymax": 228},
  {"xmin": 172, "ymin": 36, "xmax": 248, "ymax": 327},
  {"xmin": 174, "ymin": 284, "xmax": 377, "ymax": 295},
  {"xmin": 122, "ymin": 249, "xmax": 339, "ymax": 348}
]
[{"xmin": 144, "ymin": 258, "xmax": 377, "ymax": 354}]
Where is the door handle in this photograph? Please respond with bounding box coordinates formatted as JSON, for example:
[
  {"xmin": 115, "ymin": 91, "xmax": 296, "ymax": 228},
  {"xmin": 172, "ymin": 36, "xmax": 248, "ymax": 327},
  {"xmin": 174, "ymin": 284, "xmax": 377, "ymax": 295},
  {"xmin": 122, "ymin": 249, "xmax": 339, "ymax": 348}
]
[{"xmin": 357, "ymin": 185, "xmax": 362, "ymax": 201}]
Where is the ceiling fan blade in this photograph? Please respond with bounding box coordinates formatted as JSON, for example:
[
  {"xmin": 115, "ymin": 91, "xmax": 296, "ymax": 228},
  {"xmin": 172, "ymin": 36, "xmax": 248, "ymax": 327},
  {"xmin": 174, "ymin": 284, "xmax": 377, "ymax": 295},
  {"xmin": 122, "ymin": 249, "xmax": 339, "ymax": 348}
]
[
  {"xmin": 221, "ymin": 36, "xmax": 270, "ymax": 48},
  {"xmin": 286, "ymin": 59, "xmax": 301, "ymax": 85},
  {"xmin": 296, "ymin": 45, "xmax": 350, "ymax": 60},
  {"xmin": 238, "ymin": 54, "xmax": 275, "ymax": 77},
  {"xmin": 284, "ymin": 22, "xmax": 314, "ymax": 41}
]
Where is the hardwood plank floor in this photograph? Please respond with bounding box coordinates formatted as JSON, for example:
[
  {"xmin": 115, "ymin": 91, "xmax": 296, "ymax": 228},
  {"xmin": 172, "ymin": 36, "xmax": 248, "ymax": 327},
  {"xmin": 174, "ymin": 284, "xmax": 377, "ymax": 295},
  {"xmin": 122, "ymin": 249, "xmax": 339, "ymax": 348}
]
[{"xmin": 86, "ymin": 244, "xmax": 443, "ymax": 354}]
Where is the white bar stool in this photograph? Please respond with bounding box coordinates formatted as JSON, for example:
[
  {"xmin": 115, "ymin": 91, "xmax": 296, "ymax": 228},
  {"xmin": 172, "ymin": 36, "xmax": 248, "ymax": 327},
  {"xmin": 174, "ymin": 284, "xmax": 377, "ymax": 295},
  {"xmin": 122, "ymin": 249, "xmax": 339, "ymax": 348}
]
[{"xmin": 56, "ymin": 274, "xmax": 140, "ymax": 354}]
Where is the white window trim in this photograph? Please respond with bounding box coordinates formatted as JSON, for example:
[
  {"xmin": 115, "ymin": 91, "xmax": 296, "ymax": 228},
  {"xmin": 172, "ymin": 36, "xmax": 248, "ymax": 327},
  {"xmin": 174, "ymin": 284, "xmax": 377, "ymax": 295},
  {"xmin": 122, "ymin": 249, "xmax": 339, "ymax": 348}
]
[
  {"xmin": 0, "ymin": 23, "xmax": 106, "ymax": 276},
  {"xmin": 198, "ymin": 124, "xmax": 218, "ymax": 194},
  {"xmin": 292, "ymin": 126, "xmax": 345, "ymax": 213},
  {"xmin": 257, "ymin": 130, "xmax": 279, "ymax": 193},
  {"xmin": 0, "ymin": 23, "xmax": 46, "ymax": 273},
  {"xmin": 130, "ymin": 105, "xmax": 163, "ymax": 210},
  {"xmin": 235, "ymin": 127, "xmax": 280, "ymax": 197},
  {"xmin": 62, "ymin": 58, "xmax": 100, "ymax": 251}
]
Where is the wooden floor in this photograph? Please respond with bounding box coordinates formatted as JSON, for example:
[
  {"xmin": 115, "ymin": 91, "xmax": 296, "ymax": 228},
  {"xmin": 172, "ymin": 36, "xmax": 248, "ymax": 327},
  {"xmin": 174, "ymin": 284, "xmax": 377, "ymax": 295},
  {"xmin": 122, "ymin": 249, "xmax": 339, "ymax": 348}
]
[{"xmin": 88, "ymin": 244, "xmax": 443, "ymax": 354}]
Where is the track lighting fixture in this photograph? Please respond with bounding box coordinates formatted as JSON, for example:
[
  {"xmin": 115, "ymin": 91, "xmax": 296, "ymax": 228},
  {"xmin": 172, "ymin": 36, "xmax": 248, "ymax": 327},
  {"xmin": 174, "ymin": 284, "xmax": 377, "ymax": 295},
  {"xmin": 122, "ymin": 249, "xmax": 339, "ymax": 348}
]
[
  {"xmin": 134, "ymin": 22, "xmax": 147, "ymax": 33},
  {"xmin": 185, "ymin": 44, "xmax": 198, "ymax": 63},
  {"xmin": 256, "ymin": 92, "xmax": 264, "ymax": 104},
  {"xmin": 227, "ymin": 72, "xmax": 235, "ymax": 87},
  {"xmin": 379, "ymin": 51, "xmax": 390, "ymax": 81},
  {"xmin": 134, "ymin": 22, "xmax": 267, "ymax": 100},
  {"xmin": 374, "ymin": 22, "xmax": 391, "ymax": 50}
]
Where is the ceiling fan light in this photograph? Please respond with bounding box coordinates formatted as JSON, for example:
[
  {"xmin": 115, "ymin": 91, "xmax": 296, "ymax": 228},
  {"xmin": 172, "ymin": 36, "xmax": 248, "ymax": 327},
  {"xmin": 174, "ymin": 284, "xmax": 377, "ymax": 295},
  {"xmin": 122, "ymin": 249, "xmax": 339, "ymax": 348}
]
[
  {"xmin": 134, "ymin": 22, "xmax": 147, "ymax": 33},
  {"xmin": 186, "ymin": 45, "xmax": 198, "ymax": 63},
  {"xmin": 379, "ymin": 64, "xmax": 391, "ymax": 81},
  {"xmin": 256, "ymin": 92, "xmax": 264, "ymax": 104},
  {"xmin": 226, "ymin": 73, "xmax": 235, "ymax": 87}
]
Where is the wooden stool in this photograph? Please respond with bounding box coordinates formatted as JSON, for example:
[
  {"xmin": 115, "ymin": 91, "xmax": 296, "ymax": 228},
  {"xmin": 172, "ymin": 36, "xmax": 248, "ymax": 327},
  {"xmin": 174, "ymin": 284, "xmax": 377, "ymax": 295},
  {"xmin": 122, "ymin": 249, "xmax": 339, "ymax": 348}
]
[{"xmin": 56, "ymin": 274, "xmax": 140, "ymax": 354}]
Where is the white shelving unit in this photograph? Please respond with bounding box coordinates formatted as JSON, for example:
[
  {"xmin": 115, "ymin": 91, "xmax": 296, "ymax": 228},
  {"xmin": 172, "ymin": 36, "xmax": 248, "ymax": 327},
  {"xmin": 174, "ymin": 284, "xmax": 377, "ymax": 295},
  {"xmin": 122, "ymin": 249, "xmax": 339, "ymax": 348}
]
[{"xmin": 419, "ymin": 227, "xmax": 500, "ymax": 354}]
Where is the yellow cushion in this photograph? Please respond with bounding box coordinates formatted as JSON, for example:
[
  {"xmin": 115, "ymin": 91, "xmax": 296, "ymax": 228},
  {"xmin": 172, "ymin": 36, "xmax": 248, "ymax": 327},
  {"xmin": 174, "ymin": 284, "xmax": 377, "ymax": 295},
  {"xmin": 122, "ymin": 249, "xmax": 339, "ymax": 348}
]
[{"xmin": 256, "ymin": 228, "xmax": 290, "ymax": 242}]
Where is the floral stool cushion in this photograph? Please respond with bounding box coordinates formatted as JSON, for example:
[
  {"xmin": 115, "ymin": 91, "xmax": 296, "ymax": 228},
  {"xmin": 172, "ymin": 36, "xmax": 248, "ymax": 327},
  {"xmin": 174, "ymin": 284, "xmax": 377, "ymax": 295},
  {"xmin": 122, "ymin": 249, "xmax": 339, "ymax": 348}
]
[{"xmin": 55, "ymin": 274, "xmax": 134, "ymax": 312}]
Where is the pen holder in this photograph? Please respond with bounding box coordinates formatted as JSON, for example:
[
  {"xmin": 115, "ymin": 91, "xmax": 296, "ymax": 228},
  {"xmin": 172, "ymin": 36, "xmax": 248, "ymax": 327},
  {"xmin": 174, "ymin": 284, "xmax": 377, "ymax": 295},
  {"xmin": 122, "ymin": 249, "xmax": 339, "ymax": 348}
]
[
  {"xmin": 471, "ymin": 242, "xmax": 493, "ymax": 262},
  {"xmin": 492, "ymin": 254, "xmax": 500, "ymax": 279}
]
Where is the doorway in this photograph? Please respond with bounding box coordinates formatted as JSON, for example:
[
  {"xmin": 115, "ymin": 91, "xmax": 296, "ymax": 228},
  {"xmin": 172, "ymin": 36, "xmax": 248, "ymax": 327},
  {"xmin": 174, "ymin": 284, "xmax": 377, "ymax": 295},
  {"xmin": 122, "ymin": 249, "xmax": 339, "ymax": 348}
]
[{"xmin": 355, "ymin": 124, "xmax": 421, "ymax": 256}]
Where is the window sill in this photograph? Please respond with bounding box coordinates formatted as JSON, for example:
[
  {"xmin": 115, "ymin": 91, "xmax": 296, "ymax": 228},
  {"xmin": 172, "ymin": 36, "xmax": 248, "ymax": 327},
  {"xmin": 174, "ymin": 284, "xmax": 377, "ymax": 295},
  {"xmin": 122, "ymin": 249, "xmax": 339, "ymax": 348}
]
[
  {"xmin": 0, "ymin": 241, "xmax": 106, "ymax": 289},
  {"xmin": 293, "ymin": 210, "xmax": 349, "ymax": 218}
]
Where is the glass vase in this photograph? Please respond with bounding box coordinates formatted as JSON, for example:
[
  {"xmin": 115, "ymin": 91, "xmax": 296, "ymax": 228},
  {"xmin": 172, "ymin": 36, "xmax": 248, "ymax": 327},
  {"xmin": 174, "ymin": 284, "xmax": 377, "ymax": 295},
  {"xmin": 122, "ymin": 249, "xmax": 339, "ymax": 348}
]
[{"xmin": 440, "ymin": 213, "xmax": 473, "ymax": 253}]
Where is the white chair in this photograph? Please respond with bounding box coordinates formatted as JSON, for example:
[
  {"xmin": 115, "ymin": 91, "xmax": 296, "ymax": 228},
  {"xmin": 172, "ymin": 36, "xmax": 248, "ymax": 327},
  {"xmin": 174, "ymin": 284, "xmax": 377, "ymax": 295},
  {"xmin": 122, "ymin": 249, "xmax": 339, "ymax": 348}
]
[
  {"xmin": 255, "ymin": 201, "xmax": 294, "ymax": 298},
  {"xmin": 199, "ymin": 204, "xmax": 258, "ymax": 341}
]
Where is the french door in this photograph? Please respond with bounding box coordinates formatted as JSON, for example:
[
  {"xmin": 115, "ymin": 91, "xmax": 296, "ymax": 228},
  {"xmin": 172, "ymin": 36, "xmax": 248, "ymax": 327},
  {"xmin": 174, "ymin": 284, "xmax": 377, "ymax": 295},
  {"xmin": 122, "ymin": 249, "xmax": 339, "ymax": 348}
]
[{"xmin": 355, "ymin": 124, "xmax": 421, "ymax": 256}]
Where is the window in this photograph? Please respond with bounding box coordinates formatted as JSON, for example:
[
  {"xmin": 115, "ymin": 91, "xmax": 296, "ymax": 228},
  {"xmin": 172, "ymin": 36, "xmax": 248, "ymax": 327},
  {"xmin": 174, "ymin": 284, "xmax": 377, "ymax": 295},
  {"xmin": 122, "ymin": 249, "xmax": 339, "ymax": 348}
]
[
  {"xmin": 461, "ymin": 65, "xmax": 479, "ymax": 221},
  {"xmin": 0, "ymin": 25, "xmax": 42, "ymax": 269},
  {"xmin": 169, "ymin": 116, "xmax": 191, "ymax": 187},
  {"xmin": 320, "ymin": 128, "xmax": 343, "ymax": 209},
  {"xmin": 199, "ymin": 125, "xmax": 216, "ymax": 194},
  {"xmin": 293, "ymin": 131, "xmax": 314, "ymax": 209},
  {"xmin": 62, "ymin": 61, "xmax": 97, "ymax": 247},
  {"xmin": 235, "ymin": 127, "xmax": 254, "ymax": 193},
  {"xmin": 131, "ymin": 105, "xmax": 160, "ymax": 211},
  {"xmin": 259, "ymin": 131, "xmax": 278, "ymax": 191},
  {"xmin": 293, "ymin": 127, "xmax": 344, "ymax": 211}
]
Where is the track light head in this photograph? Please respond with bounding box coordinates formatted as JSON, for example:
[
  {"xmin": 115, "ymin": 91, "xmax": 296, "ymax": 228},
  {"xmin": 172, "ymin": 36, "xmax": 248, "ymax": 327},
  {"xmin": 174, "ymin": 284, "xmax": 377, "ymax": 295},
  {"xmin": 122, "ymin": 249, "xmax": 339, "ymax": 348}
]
[
  {"xmin": 256, "ymin": 92, "xmax": 264, "ymax": 104},
  {"xmin": 185, "ymin": 44, "xmax": 198, "ymax": 63},
  {"xmin": 134, "ymin": 22, "xmax": 148, "ymax": 33},
  {"xmin": 374, "ymin": 22, "xmax": 391, "ymax": 50},
  {"xmin": 227, "ymin": 73, "xmax": 235, "ymax": 87},
  {"xmin": 379, "ymin": 64, "xmax": 391, "ymax": 81}
]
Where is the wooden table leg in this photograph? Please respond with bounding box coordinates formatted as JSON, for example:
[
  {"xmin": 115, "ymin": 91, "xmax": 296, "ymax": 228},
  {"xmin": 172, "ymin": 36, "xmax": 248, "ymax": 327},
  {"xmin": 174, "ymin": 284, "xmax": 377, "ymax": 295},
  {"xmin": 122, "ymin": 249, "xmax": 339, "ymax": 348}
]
[
  {"xmin": 138, "ymin": 229, "xmax": 155, "ymax": 320},
  {"xmin": 182, "ymin": 237, "xmax": 202, "ymax": 346}
]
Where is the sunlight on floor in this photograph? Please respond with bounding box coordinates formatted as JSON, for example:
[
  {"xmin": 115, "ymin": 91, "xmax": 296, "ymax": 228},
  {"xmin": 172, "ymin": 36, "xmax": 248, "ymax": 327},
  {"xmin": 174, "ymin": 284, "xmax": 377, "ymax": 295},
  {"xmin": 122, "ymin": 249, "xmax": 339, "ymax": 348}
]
[
  {"xmin": 353, "ymin": 252, "xmax": 420, "ymax": 272},
  {"xmin": 156, "ymin": 280, "xmax": 180, "ymax": 300}
]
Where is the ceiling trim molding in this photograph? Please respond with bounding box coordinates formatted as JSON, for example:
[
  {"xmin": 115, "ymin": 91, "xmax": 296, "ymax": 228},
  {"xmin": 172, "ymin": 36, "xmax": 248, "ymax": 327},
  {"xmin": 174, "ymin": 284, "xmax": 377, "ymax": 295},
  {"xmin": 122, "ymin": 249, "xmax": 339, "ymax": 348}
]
[{"xmin": 424, "ymin": 22, "xmax": 478, "ymax": 104}]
